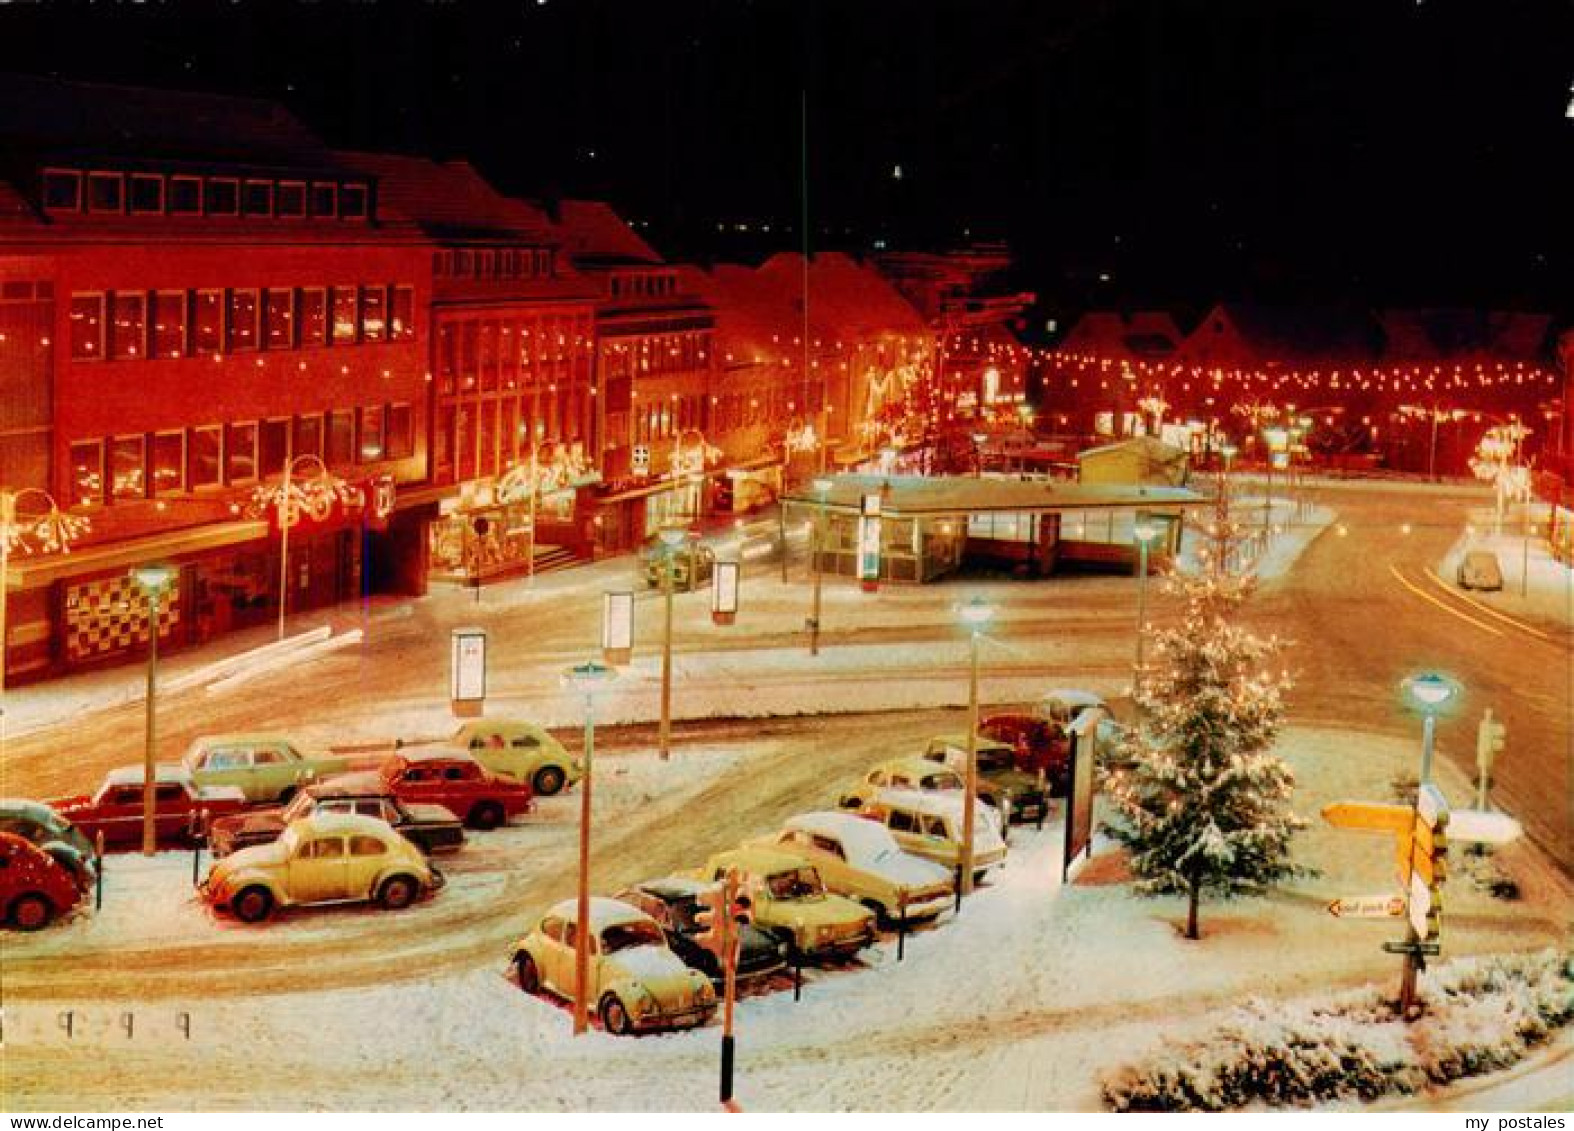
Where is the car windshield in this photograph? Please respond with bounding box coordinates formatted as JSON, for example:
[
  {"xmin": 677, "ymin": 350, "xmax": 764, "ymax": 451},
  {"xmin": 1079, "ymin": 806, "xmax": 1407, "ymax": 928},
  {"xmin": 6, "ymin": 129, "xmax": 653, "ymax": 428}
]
[
  {"xmin": 600, "ymin": 920, "xmax": 665, "ymax": 953},
  {"xmin": 667, "ymin": 896, "xmax": 700, "ymax": 931},
  {"xmin": 767, "ymin": 867, "xmax": 825, "ymax": 900},
  {"xmin": 922, "ymin": 773, "xmax": 962, "ymax": 790},
  {"xmin": 977, "ymin": 748, "xmax": 1013, "ymax": 773}
]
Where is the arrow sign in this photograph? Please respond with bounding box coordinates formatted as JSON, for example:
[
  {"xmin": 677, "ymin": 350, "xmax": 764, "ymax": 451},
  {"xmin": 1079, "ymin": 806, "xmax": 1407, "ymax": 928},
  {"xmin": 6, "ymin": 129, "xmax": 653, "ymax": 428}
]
[
  {"xmin": 1327, "ymin": 893, "xmax": 1406, "ymax": 919},
  {"xmin": 1321, "ymin": 801, "xmax": 1413, "ymax": 833},
  {"xmin": 1409, "ymin": 871, "xmax": 1436, "ymax": 938}
]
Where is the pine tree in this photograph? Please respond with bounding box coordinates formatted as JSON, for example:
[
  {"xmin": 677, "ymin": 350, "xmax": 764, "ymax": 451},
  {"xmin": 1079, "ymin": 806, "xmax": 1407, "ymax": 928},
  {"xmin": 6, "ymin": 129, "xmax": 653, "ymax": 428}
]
[{"xmin": 1102, "ymin": 474, "xmax": 1306, "ymax": 939}]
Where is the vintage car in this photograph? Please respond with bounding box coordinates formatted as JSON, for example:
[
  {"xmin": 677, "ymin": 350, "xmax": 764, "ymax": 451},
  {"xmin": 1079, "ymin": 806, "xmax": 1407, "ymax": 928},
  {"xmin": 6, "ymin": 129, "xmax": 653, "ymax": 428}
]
[
  {"xmin": 180, "ymin": 734, "xmax": 380, "ymax": 805},
  {"xmin": 51, "ymin": 765, "xmax": 247, "ymax": 851},
  {"xmin": 641, "ymin": 534, "xmax": 716, "ymax": 590},
  {"xmin": 1, "ymin": 831, "xmax": 84, "ymax": 931},
  {"xmin": 835, "ymin": 757, "xmax": 965, "ymax": 812},
  {"xmin": 207, "ymin": 776, "xmax": 465, "ymax": 857},
  {"xmin": 438, "ymin": 719, "xmax": 579, "ymax": 797},
  {"xmin": 203, "ymin": 812, "xmax": 444, "ymax": 923},
  {"xmin": 0, "ymin": 798, "xmax": 98, "ymax": 888},
  {"xmin": 510, "ymin": 896, "xmax": 717, "ymax": 1035},
  {"xmin": 921, "ymin": 735, "xmax": 1051, "ymax": 823},
  {"xmin": 1037, "ymin": 689, "xmax": 1124, "ymax": 763},
  {"xmin": 854, "ymin": 788, "xmax": 1008, "ymax": 883},
  {"xmin": 614, "ymin": 877, "xmax": 788, "ymax": 983},
  {"xmin": 751, "ymin": 811, "xmax": 954, "ymax": 923},
  {"xmin": 331, "ymin": 750, "xmax": 533, "ymax": 830},
  {"xmin": 1457, "ymin": 549, "xmax": 1504, "ymax": 591},
  {"xmin": 697, "ymin": 846, "xmax": 876, "ymax": 962},
  {"xmin": 978, "ymin": 713, "xmax": 1072, "ymax": 794}
]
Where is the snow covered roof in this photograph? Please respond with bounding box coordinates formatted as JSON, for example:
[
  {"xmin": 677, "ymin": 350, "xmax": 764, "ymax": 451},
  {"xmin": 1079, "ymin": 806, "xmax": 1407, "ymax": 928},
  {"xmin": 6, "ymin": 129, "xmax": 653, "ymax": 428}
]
[
  {"xmin": 286, "ymin": 811, "xmax": 401, "ymax": 840},
  {"xmin": 545, "ymin": 895, "xmax": 653, "ymax": 928},
  {"xmin": 103, "ymin": 764, "xmax": 194, "ymax": 787},
  {"xmin": 782, "ymin": 811, "xmax": 900, "ymax": 862},
  {"xmin": 780, "ymin": 474, "xmax": 1203, "ymax": 515}
]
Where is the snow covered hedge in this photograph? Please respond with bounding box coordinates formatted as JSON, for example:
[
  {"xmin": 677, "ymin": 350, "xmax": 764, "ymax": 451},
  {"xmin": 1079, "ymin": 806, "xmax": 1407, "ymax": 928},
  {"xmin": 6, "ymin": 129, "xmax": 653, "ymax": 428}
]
[{"xmin": 1102, "ymin": 948, "xmax": 1573, "ymax": 1111}]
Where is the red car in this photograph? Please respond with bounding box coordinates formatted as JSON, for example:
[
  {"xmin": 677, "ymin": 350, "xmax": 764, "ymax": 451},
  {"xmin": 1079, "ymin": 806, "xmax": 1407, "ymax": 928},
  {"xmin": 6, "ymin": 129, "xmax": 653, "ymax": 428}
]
[
  {"xmin": 979, "ymin": 714, "xmax": 1072, "ymax": 795},
  {"xmin": 343, "ymin": 751, "xmax": 532, "ymax": 830},
  {"xmin": 51, "ymin": 765, "xmax": 248, "ymax": 851},
  {"xmin": 1, "ymin": 831, "xmax": 85, "ymax": 930}
]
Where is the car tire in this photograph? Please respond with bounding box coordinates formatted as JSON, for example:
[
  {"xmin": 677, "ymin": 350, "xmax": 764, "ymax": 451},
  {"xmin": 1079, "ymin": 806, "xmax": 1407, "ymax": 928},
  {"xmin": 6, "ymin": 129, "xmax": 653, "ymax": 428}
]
[
  {"xmin": 600, "ymin": 993, "xmax": 633, "ymax": 1036},
  {"xmin": 9, "ymin": 892, "xmax": 54, "ymax": 932},
  {"xmin": 532, "ymin": 766, "xmax": 567, "ymax": 797},
  {"xmin": 232, "ymin": 885, "xmax": 274, "ymax": 924},
  {"xmin": 378, "ymin": 875, "xmax": 419, "ymax": 910},
  {"xmin": 468, "ymin": 801, "xmax": 505, "ymax": 831},
  {"xmin": 514, "ymin": 952, "xmax": 541, "ymax": 994}
]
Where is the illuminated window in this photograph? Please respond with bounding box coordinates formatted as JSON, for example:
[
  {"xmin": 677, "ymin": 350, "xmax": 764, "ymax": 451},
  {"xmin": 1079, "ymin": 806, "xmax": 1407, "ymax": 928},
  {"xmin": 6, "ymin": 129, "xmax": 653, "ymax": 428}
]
[
  {"xmin": 109, "ymin": 292, "xmax": 146, "ymax": 360},
  {"xmin": 193, "ymin": 290, "xmax": 224, "ymax": 354},
  {"xmin": 293, "ymin": 414, "xmax": 322, "ymax": 460},
  {"xmin": 109, "ymin": 434, "xmax": 145, "ymax": 500},
  {"xmin": 225, "ymin": 422, "xmax": 257, "ymax": 483},
  {"xmin": 87, "ymin": 172, "xmax": 123, "ymax": 213},
  {"xmin": 169, "ymin": 176, "xmax": 202, "ymax": 215},
  {"xmin": 330, "ymin": 287, "xmax": 358, "ymax": 344},
  {"xmin": 386, "ymin": 403, "xmax": 413, "ymax": 460},
  {"xmin": 299, "ymin": 288, "xmax": 327, "ymax": 347},
  {"xmin": 205, "ymin": 178, "xmax": 239, "ymax": 216},
  {"xmin": 264, "ymin": 289, "xmax": 295, "ymax": 349},
  {"xmin": 359, "ymin": 285, "xmax": 386, "ymax": 342},
  {"xmin": 189, "ymin": 426, "xmax": 222, "ymax": 488},
  {"xmin": 69, "ymin": 293, "xmax": 105, "ymax": 360},
  {"xmin": 226, "ymin": 289, "xmax": 259, "ymax": 352},
  {"xmin": 129, "ymin": 174, "xmax": 164, "ymax": 215},
  {"xmin": 151, "ymin": 431, "xmax": 185, "ymax": 496},
  {"xmin": 42, "ymin": 169, "xmax": 81, "ymax": 211},
  {"xmin": 276, "ymin": 181, "xmax": 306, "ymax": 218},
  {"xmin": 326, "ymin": 410, "xmax": 355, "ymax": 466},
  {"xmin": 151, "ymin": 291, "xmax": 186, "ymax": 359},
  {"xmin": 359, "ymin": 405, "xmax": 385, "ymax": 462},
  {"xmin": 390, "ymin": 286, "xmax": 414, "ymax": 341},
  {"xmin": 69, "ymin": 439, "xmax": 104, "ymax": 504}
]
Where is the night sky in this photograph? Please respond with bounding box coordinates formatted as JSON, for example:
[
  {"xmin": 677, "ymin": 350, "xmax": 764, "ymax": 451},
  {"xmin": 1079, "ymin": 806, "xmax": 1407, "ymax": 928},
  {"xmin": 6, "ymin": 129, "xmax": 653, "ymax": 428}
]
[{"xmin": 1, "ymin": 0, "xmax": 1569, "ymax": 323}]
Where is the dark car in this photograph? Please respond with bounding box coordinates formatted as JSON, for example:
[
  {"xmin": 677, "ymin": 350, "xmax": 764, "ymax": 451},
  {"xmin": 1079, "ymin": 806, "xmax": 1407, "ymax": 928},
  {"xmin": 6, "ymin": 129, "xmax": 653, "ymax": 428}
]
[
  {"xmin": 1, "ymin": 831, "xmax": 84, "ymax": 931},
  {"xmin": 615, "ymin": 877, "xmax": 787, "ymax": 984},
  {"xmin": 921, "ymin": 736, "xmax": 1052, "ymax": 824},
  {"xmin": 0, "ymin": 799, "xmax": 98, "ymax": 889},
  {"xmin": 979, "ymin": 714, "xmax": 1072, "ymax": 795},
  {"xmin": 207, "ymin": 776, "xmax": 466, "ymax": 857}
]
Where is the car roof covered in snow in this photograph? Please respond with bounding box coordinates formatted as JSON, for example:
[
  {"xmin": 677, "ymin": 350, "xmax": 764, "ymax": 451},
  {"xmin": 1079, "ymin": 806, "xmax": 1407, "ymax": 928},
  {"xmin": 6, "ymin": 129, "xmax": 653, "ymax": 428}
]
[
  {"xmin": 709, "ymin": 845, "xmax": 815, "ymax": 877},
  {"xmin": 396, "ymin": 747, "xmax": 482, "ymax": 767},
  {"xmin": 544, "ymin": 895, "xmax": 655, "ymax": 928},
  {"xmin": 871, "ymin": 787, "xmax": 971, "ymax": 819},
  {"xmin": 102, "ymin": 764, "xmax": 194, "ymax": 787},
  {"xmin": 286, "ymin": 811, "xmax": 401, "ymax": 840},
  {"xmin": 782, "ymin": 811, "xmax": 900, "ymax": 861},
  {"xmin": 630, "ymin": 876, "xmax": 714, "ymax": 901},
  {"xmin": 1041, "ymin": 689, "xmax": 1107, "ymax": 709}
]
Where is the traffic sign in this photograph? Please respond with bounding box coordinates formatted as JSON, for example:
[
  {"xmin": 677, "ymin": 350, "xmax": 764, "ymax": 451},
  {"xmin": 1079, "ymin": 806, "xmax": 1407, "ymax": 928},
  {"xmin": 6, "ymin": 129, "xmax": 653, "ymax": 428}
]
[
  {"xmin": 1327, "ymin": 893, "xmax": 1405, "ymax": 919},
  {"xmin": 1408, "ymin": 871, "xmax": 1436, "ymax": 938},
  {"xmin": 1321, "ymin": 801, "xmax": 1413, "ymax": 834}
]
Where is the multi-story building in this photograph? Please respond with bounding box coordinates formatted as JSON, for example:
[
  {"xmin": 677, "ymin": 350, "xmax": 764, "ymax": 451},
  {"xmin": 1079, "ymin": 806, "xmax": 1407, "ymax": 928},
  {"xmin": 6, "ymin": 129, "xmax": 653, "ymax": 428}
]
[{"xmin": 0, "ymin": 76, "xmax": 432, "ymax": 682}]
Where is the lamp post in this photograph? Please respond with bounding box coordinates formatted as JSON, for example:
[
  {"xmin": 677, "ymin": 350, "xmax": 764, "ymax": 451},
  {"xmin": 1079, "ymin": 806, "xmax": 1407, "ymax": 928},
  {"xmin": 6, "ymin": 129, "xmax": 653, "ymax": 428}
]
[
  {"xmin": 657, "ymin": 522, "xmax": 687, "ymax": 761},
  {"xmin": 131, "ymin": 564, "xmax": 177, "ymax": 856},
  {"xmin": 1263, "ymin": 427, "xmax": 1289, "ymax": 542},
  {"xmin": 808, "ymin": 476, "xmax": 833, "ymax": 656},
  {"xmin": 257, "ymin": 454, "xmax": 355, "ymax": 641},
  {"xmin": 1, "ymin": 489, "xmax": 89, "ymax": 758},
  {"xmin": 563, "ymin": 659, "xmax": 615, "ymax": 1036},
  {"xmin": 1398, "ymin": 671, "xmax": 1460, "ymax": 1014},
  {"xmin": 957, "ymin": 596, "xmax": 994, "ymax": 898},
  {"xmin": 1132, "ymin": 520, "xmax": 1161, "ymax": 701}
]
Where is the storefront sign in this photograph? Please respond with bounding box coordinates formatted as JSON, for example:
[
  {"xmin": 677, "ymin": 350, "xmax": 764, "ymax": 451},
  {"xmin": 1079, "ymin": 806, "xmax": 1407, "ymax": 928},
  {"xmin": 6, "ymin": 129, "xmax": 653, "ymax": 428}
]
[
  {"xmin": 450, "ymin": 627, "xmax": 487, "ymax": 716},
  {"xmin": 602, "ymin": 592, "xmax": 633, "ymax": 665},
  {"xmin": 711, "ymin": 560, "xmax": 739, "ymax": 625}
]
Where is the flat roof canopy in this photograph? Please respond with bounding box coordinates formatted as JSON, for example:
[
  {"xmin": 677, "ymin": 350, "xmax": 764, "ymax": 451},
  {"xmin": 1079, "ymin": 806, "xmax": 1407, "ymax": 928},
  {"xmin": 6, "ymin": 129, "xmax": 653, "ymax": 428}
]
[{"xmin": 781, "ymin": 474, "xmax": 1205, "ymax": 515}]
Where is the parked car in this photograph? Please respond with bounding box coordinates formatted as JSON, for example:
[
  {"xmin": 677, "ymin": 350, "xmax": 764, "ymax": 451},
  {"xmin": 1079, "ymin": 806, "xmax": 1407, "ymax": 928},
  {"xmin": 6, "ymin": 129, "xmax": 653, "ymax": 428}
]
[
  {"xmin": 853, "ymin": 788, "xmax": 1007, "ymax": 883},
  {"xmin": 1037, "ymin": 689, "xmax": 1124, "ymax": 764},
  {"xmin": 0, "ymin": 799, "xmax": 98, "ymax": 888},
  {"xmin": 978, "ymin": 713, "xmax": 1072, "ymax": 794},
  {"xmin": 697, "ymin": 847, "xmax": 876, "ymax": 962},
  {"xmin": 337, "ymin": 750, "xmax": 532, "ymax": 830},
  {"xmin": 615, "ymin": 877, "xmax": 787, "ymax": 984},
  {"xmin": 1, "ymin": 832, "xmax": 84, "ymax": 931},
  {"xmin": 202, "ymin": 812, "xmax": 444, "ymax": 923},
  {"xmin": 437, "ymin": 719, "xmax": 580, "ymax": 797},
  {"xmin": 51, "ymin": 766, "xmax": 247, "ymax": 851},
  {"xmin": 180, "ymin": 734, "xmax": 380, "ymax": 804},
  {"xmin": 510, "ymin": 896, "xmax": 717, "ymax": 1035},
  {"xmin": 751, "ymin": 811, "xmax": 954, "ymax": 924},
  {"xmin": 835, "ymin": 757, "xmax": 966, "ymax": 812},
  {"xmin": 1457, "ymin": 549, "xmax": 1504, "ymax": 591},
  {"xmin": 207, "ymin": 776, "xmax": 465, "ymax": 857},
  {"xmin": 920, "ymin": 735, "xmax": 1051, "ymax": 823},
  {"xmin": 641, "ymin": 535, "xmax": 716, "ymax": 590}
]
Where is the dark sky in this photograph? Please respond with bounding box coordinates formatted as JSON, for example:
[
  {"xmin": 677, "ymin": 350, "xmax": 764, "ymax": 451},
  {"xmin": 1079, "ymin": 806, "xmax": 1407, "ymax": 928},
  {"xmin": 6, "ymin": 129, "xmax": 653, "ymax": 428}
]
[{"xmin": 1, "ymin": 0, "xmax": 1569, "ymax": 320}]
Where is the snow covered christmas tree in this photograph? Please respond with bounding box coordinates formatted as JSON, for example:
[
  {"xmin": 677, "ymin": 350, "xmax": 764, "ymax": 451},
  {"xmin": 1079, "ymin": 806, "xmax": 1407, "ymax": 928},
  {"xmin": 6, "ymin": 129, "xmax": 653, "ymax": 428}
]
[{"xmin": 1102, "ymin": 476, "xmax": 1307, "ymax": 939}]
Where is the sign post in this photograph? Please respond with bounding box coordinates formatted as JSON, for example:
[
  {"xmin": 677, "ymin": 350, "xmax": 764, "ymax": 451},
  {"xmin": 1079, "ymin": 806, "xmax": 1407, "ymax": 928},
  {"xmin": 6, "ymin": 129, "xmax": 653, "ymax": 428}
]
[
  {"xmin": 1061, "ymin": 707, "xmax": 1102, "ymax": 882},
  {"xmin": 450, "ymin": 627, "xmax": 487, "ymax": 718}
]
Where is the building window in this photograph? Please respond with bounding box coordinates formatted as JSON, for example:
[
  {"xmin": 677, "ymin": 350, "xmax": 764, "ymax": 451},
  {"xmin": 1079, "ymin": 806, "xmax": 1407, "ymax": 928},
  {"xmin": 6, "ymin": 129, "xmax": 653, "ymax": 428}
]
[
  {"xmin": 109, "ymin": 292, "xmax": 146, "ymax": 360},
  {"xmin": 477, "ymin": 250, "xmax": 495, "ymax": 279},
  {"xmin": 339, "ymin": 183, "xmax": 368, "ymax": 219},
  {"xmin": 87, "ymin": 172, "xmax": 124, "ymax": 213},
  {"xmin": 193, "ymin": 290, "xmax": 225, "ymax": 354},
  {"xmin": 310, "ymin": 182, "xmax": 337, "ymax": 218},
  {"xmin": 330, "ymin": 287, "xmax": 358, "ymax": 344},
  {"xmin": 69, "ymin": 293, "xmax": 105, "ymax": 360},
  {"xmin": 226, "ymin": 289, "xmax": 259, "ymax": 352},
  {"xmin": 359, "ymin": 286, "xmax": 386, "ymax": 342},
  {"xmin": 43, "ymin": 169, "xmax": 81, "ymax": 211},
  {"xmin": 225, "ymin": 422, "xmax": 258, "ymax": 483},
  {"xmin": 264, "ymin": 289, "xmax": 295, "ymax": 350},
  {"xmin": 128, "ymin": 174, "xmax": 164, "ymax": 215},
  {"xmin": 259, "ymin": 418, "xmax": 290, "ymax": 475},
  {"xmin": 359, "ymin": 406, "xmax": 385, "ymax": 462},
  {"xmin": 205, "ymin": 178, "xmax": 239, "ymax": 216},
  {"xmin": 299, "ymin": 288, "xmax": 327, "ymax": 347},
  {"xmin": 276, "ymin": 181, "xmax": 307, "ymax": 218},
  {"xmin": 151, "ymin": 431, "xmax": 185, "ymax": 496},
  {"xmin": 390, "ymin": 286, "xmax": 414, "ymax": 342},
  {"xmin": 109, "ymin": 434, "xmax": 145, "ymax": 500},
  {"xmin": 189, "ymin": 425, "xmax": 222, "ymax": 488},
  {"xmin": 326, "ymin": 410, "xmax": 355, "ymax": 466},
  {"xmin": 152, "ymin": 291, "xmax": 186, "ymax": 359},
  {"xmin": 386, "ymin": 403, "xmax": 413, "ymax": 460},
  {"xmin": 455, "ymin": 249, "xmax": 474, "ymax": 278},
  {"xmin": 169, "ymin": 176, "xmax": 202, "ymax": 215},
  {"xmin": 69, "ymin": 439, "xmax": 104, "ymax": 505},
  {"xmin": 242, "ymin": 180, "xmax": 274, "ymax": 217},
  {"xmin": 293, "ymin": 414, "xmax": 322, "ymax": 460}
]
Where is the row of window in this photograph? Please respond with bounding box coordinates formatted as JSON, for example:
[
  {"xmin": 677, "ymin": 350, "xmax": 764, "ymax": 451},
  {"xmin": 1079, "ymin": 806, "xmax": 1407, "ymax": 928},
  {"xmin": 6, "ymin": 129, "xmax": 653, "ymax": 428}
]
[
  {"xmin": 435, "ymin": 389, "xmax": 590, "ymax": 485},
  {"xmin": 434, "ymin": 315, "xmax": 594, "ymax": 396},
  {"xmin": 68, "ymin": 404, "xmax": 414, "ymax": 506},
  {"xmin": 43, "ymin": 168, "xmax": 372, "ymax": 222},
  {"xmin": 600, "ymin": 330, "xmax": 711, "ymax": 380},
  {"xmin": 608, "ymin": 271, "xmax": 679, "ymax": 300},
  {"xmin": 626, "ymin": 395, "xmax": 708, "ymax": 446},
  {"xmin": 432, "ymin": 247, "xmax": 554, "ymax": 281},
  {"xmin": 69, "ymin": 285, "xmax": 416, "ymax": 361}
]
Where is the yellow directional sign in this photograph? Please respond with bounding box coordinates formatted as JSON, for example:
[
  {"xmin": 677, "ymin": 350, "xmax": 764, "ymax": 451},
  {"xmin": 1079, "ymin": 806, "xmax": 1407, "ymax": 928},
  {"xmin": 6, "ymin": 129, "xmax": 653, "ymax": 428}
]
[
  {"xmin": 1321, "ymin": 801, "xmax": 1414, "ymax": 834},
  {"xmin": 1327, "ymin": 893, "xmax": 1405, "ymax": 919}
]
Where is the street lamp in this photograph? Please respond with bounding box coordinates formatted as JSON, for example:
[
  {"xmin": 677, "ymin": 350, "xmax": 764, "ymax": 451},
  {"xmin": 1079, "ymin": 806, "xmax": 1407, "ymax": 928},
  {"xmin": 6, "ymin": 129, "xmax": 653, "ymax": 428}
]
[
  {"xmin": 562, "ymin": 659, "xmax": 615, "ymax": 1036},
  {"xmin": 1263, "ymin": 427, "xmax": 1290, "ymax": 541},
  {"xmin": 1132, "ymin": 520, "xmax": 1162, "ymax": 701},
  {"xmin": 957, "ymin": 596, "xmax": 994, "ymax": 898},
  {"xmin": 1, "ymin": 489, "xmax": 89, "ymax": 757},
  {"xmin": 808, "ymin": 476, "xmax": 833, "ymax": 656},
  {"xmin": 1401, "ymin": 672, "xmax": 1462, "ymax": 783},
  {"xmin": 657, "ymin": 521, "xmax": 688, "ymax": 761},
  {"xmin": 253, "ymin": 454, "xmax": 359, "ymax": 641},
  {"xmin": 131, "ymin": 563, "xmax": 177, "ymax": 856}
]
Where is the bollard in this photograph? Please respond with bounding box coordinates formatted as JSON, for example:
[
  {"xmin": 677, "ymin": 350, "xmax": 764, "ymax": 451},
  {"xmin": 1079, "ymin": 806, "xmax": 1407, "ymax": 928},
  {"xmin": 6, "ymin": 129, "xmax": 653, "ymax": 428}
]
[
  {"xmin": 897, "ymin": 895, "xmax": 908, "ymax": 963},
  {"xmin": 719, "ymin": 1033, "xmax": 735, "ymax": 1105},
  {"xmin": 954, "ymin": 864, "xmax": 964, "ymax": 914},
  {"xmin": 94, "ymin": 831, "xmax": 105, "ymax": 911},
  {"xmin": 792, "ymin": 949, "xmax": 802, "ymax": 1002}
]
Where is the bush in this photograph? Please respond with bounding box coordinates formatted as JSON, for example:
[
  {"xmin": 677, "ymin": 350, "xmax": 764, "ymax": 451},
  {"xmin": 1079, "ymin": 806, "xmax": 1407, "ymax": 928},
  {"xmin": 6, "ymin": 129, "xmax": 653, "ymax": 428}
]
[{"xmin": 1103, "ymin": 949, "xmax": 1573, "ymax": 1112}]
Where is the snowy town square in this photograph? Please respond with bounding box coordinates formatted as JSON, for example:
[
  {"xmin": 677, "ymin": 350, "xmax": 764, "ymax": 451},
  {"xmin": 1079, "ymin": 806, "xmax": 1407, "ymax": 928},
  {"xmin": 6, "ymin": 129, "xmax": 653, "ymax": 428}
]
[{"xmin": 0, "ymin": 0, "xmax": 1571, "ymax": 1122}]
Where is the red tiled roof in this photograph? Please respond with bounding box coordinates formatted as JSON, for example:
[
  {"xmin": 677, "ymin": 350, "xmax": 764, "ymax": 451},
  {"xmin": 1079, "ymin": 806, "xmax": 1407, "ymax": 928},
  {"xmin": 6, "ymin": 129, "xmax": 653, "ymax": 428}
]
[
  {"xmin": 552, "ymin": 199, "xmax": 661, "ymax": 264},
  {"xmin": 336, "ymin": 151, "xmax": 557, "ymax": 243}
]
